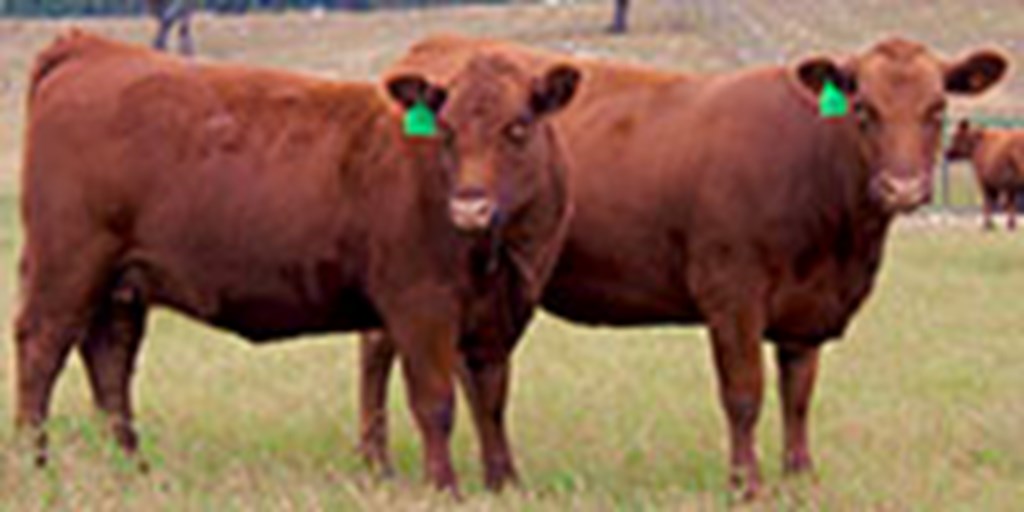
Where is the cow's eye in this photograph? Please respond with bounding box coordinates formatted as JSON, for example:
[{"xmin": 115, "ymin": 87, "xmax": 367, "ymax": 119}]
[
  {"xmin": 854, "ymin": 101, "xmax": 879, "ymax": 130},
  {"xmin": 504, "ymin": 120, "xmax": 530, "ymax": 145}
]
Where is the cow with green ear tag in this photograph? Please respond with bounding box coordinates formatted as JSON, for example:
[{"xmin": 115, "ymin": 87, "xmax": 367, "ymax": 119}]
[
  {"xmin": 795, "ymin": 40, "xmax": 1008, "ymax": 213},
  {"xmin": 358, "ymin": 35, "xmax": 1008, "ymax": 501},
  {"xmin": 375, "ymin": 53, "xmax": 580, "ymax": 491},
  {"xmin": 15, "ymin": 30, "xmax": 578, "ymax": 499},
  {"xmin": 385, "ymin": 55, "xmax": 579, "ymax": 235}
]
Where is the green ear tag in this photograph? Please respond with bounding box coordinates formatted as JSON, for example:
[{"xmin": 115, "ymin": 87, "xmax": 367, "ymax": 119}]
[
  {"xmin": 403, "ymin": 101, "xmax": 438, "ymax": 138},
  {"xmin": 819, "ymin": 79, "xmax": 849, "ymax": 118}
]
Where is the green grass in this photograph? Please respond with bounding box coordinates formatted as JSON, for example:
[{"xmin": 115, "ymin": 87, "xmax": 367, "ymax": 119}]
[{"xmin": 2, "ymin": 3, "xmax": 1024, "ymax": 510}]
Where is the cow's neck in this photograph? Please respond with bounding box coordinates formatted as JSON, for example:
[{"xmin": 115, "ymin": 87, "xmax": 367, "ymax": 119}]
[
  {"xmin": 498, "ymin": 136, "xmax": 573, "ymax": 304},
  {"xmin": 502, "ymin": 185, "xmax": 571, "ymax": 305},
  {"xmin": 813, "ymin": 125, "xmax": 894, "ymax": 266}
]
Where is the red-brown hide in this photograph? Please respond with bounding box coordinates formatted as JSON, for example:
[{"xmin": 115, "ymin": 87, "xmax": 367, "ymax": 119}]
[
  {"xmin": 360, "ymin": 33, "xmax": 1007, "ymax": 498},
  {"xmin": 946, "ymin": 119, "xmax": 1024, "ymax": 230},
  {"xmin": 15, "ymin": 30, "xmax": 577, "ymax": 495}
]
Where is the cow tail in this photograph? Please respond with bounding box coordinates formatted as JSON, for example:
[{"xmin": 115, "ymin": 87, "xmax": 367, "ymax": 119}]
[{"xmin": 29, "ymin": 28, "xmax": 91, "ymax": 101}]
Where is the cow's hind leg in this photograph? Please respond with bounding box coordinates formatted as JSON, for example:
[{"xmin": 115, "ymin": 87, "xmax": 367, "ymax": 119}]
[
  {"xmin": 14, "ymin": 238, "xmax": 117, "ymax": 467},
  {"xmin": 357, "ymin": 330, "xmax": 398, "ymax": 477},
  {"xmin": 380, "ymin": 294, "xmax": 460, "ymax": 493},
  {"xmin": 776, "ymin": 344, "xmax": 820, "ymax": 475},
  {"xmin": 14, "ymin": 311, "xmax": 80, "ymax": 467},
  {"xmin": 177, "ymin": 12, "xmax": 195, "ymax": 56},
  {"xmin": 152, "ymin": 19, "xmax": 172, "ymax": 51},
  {"xmin": 458, "ymin": 345, "xmax": 518, "ymax": 491},
  {"xmin": 982, "ymin": 186, "xmax": 998, "ymax": 230},
  {"xmin": 79, "ymin": 282, "xmax": 149, "ymax": 469}
]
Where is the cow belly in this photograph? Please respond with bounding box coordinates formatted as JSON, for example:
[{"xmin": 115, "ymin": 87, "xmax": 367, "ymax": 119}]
[
  {"xmin": 539, "ymin": 234, "xmax": 701, "ymax": 326},
  {"xmin": 116, "ymin": 253, "xmax": 377, "ymax": 342},
  {"xmin": 207, "ymin": 290, "xmax": 380, "ymax": 342},
  {"xmin": 541, "ymin": 273, "xmax": 701, "ymax": 326},
  {"xmin": 765, "ymin": 271, "xmax": 877, "ymax": 343}
]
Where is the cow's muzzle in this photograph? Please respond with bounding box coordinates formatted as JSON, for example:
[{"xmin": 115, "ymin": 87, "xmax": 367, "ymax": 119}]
[
  {"xmin": 449, "ymin": 188, "xmax": 497, "ymax": 232},
  {"xmin": 874, "ymin": 173, "xmax": 931, "ymax": 214}
]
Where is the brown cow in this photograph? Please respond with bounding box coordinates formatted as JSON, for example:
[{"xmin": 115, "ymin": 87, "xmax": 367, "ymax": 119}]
[
  {"xmin": 147, "ymin": 0, "xmax": 195, "ymax": 55},
  {"xmin": 15, "ymin": 30, "xmax": 579, "ymax": 494},
  {"xmin": 359, "ymin": 34, "xmax": 1008, "ymax": 498},
  {"xmin": 945, "ymin": 119, "xmax": 1024, "ymax": 230}
]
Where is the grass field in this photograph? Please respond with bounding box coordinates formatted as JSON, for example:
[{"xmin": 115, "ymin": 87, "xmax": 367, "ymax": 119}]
[{"xmin": 2, "ymin": 2, "xmax": 1024, "ymax": 510}]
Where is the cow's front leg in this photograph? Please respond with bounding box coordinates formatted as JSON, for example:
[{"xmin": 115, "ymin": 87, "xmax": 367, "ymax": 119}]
[
  {"xmin": 701, "ymin": 294, "xmax": 767, "ymax": 501},
  {"xmin": 458, "ymin": 344, "xmax": 518, "ymax": 491},
  {"xmin": 776, "ymin": 344, "xmax": 820, "ymax": 475},
  {"xmin": 383, "ymin": 293, "xmax": 461, "ymax": 496},
  {"xmin": 357, "ymin": 330, "xmax": 399, "ymax": 477}
]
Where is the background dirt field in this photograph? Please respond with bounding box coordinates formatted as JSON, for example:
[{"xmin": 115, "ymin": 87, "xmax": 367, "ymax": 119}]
[{"xmin": 1, "ymin": 1, "xmax": 1023, "ymax": 510}]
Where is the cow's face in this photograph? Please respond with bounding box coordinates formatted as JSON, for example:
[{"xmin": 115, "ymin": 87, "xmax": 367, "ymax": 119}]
[
  {"xmin": 387, "ymin": 55, "xmax": 580, "ymax": 233},
  {"xmin": 945, "ymin": 119, "xmax": 984, "ymax": 161},
  {"xmin": 796, "ymin": 39, "xmax": 1007, "ymax": 214}
]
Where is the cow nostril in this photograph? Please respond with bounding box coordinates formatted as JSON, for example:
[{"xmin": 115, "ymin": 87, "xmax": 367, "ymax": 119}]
[
  {"xmin": 453, "ymin": 186, "xmax": 488, "ymax": 202},
  {"xmin": 877, "ymin": 173, "xmax": 929, "ymax": 210},
  {"xmin": 449, "ymin": 195, "xmax": 496, "ymax": 230}
]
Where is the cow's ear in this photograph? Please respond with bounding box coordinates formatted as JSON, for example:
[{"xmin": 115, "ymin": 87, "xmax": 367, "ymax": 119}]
[
  {"xmin": 530, "ymin": 64, "xmax": 581, "ymax": 117},
  {"xmin": 944, "ymin": 49, "xmax": 1008, "ymax": 95},
  {"xmin": 385, "ymin": 74, "xmax": 448, "ymax": 112},
  {"xmin": 795, "ymin": 56, "xmax": 857, "ymax": 96}
]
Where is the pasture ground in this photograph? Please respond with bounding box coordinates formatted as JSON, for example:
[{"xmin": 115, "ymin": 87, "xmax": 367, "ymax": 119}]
[{"xmin": 1, "ymin": 2, "xmax": 1024, "ymax": 510}]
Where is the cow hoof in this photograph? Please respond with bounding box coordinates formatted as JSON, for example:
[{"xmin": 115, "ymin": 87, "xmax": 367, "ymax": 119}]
[
  {"xmin": 783, "ymin": 453, "xmax": 815, "ymax": 475},
  {"xmin": 358, "ymin": 448, "xmax": 394, "ymax": 480},
  {"xmin": 728, "ymin": 469, "xmax": 763, "ymax": 503},
  {"xmin": 730, "ymin": 482, "xmax": 762, "ymax": 503},
  {"xmin": 435, "ymin": 482, "xmax": 463, "ymax": 502},
  {"xmin": 484, "ymin": 466, "xmax": 520, "ymax": 493},
  {"xmin": 427, "ymin": 469, "xmax": 461, "ymax": 500}
]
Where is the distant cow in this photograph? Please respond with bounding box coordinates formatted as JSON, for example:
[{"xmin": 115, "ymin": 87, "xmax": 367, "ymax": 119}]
[
  {"xmin": 946, "ymin": 119, "xmax": 1024, "ymax": 230},
  {"xmin": 15, "ymin": 30, "xmax": 578, "ymax": 494},
  {"xmin": 359, "ymin": 34, "xmax": 1007, "ymax": 498},
  {"xmin": 147, "ymin": 0, "xmax": 195, "ymax": 55}
]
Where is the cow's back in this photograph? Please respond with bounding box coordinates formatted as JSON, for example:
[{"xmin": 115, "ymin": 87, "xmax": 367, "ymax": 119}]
[
  {"xmin": 972, "ymin": 130, "xmax": 1024, "ymax": 186},
  {"xmin": 390, "ymin": 33, "xmax": 681, "ymax": 116}
]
